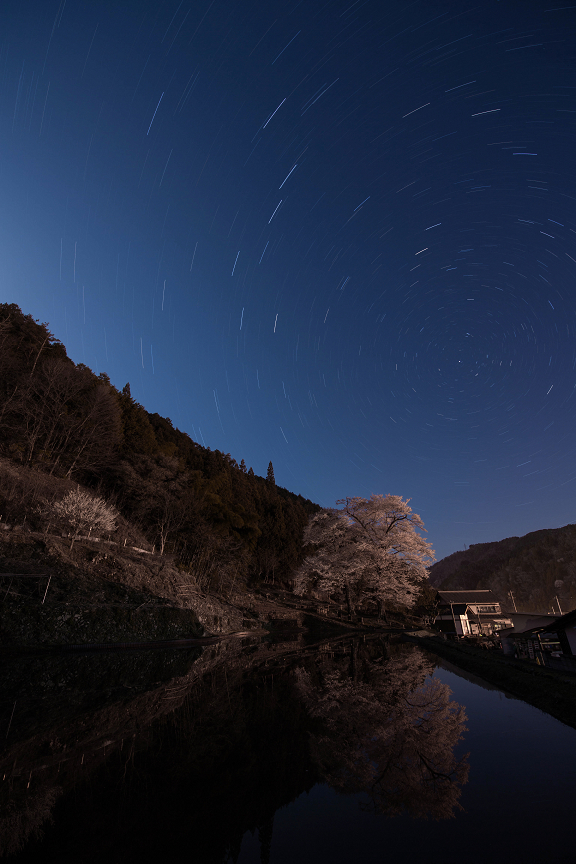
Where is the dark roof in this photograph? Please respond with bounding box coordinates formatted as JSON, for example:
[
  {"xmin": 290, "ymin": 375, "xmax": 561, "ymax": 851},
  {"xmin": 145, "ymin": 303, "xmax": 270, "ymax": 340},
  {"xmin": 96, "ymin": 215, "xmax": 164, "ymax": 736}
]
[
  {"xmin": 541, "ymin": 606, "xmax": 576, "ymax": 633},
  {"xmin": 510, "ymin": 607, "xmax": 576, "ymax": 638},
  {"xmin": 437, "ymin": 590, "xmax": 500, "ymax": 604}
]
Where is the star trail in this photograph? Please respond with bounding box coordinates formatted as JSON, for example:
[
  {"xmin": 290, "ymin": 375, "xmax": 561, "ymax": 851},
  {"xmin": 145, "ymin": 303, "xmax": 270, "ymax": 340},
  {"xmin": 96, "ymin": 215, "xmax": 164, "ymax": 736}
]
[{"xmin": 2, "ymin": 0, "xmax": 576, "ymax": 558}]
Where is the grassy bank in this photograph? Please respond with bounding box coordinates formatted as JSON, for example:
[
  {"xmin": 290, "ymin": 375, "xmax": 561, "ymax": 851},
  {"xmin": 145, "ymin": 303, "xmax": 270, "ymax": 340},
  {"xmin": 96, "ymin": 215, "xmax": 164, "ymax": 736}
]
[{"xmin": 406, "ymin": 634, "xmax": 576, "ymax": 729}]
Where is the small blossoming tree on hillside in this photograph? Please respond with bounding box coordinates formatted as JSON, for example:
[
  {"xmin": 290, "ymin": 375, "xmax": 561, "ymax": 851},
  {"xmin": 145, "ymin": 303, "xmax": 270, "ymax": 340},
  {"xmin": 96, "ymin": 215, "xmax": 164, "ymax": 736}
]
[
  {"xmin": 51, "ymin": 488, "xmax": 117, "ymax": 549},
  {"xmin": 293, "ymin": 494, "xmax": 434, "ymax": 619}
]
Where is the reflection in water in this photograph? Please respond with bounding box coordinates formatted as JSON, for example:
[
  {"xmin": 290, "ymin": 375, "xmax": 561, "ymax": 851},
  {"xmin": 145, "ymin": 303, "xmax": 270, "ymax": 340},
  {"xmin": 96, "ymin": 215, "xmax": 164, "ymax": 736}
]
[
  {"xmin": 0, "ymin": 636, "xmax": 468, "ymax": 861},
  {"xmin": 295, "ymin": 643, "xmax": 469, "ymax": 820},
  {"xmin": 0, "ymin": 645, "xmax": 205, "ymax": 858}
]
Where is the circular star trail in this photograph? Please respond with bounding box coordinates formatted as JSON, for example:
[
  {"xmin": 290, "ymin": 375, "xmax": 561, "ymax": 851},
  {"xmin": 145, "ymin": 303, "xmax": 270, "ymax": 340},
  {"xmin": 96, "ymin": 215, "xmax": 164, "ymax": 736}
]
[{"xmin": 2, "ymin": 0, "xmax": 576, "ymax": 556}]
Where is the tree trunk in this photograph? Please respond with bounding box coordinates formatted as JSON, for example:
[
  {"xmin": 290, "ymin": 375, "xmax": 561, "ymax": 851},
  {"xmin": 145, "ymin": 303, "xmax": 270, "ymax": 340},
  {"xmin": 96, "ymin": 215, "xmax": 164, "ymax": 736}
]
[
  {"xmin": 376, "ymin": 598, "xmax": 388, "ymax": 623},
  {"xmin": 345, "ymin": 583, "xmax": 354, "ymax": 620},
  {"xmin": 350, "ymin": 640, "xmax": 358, "ymax": 681}
]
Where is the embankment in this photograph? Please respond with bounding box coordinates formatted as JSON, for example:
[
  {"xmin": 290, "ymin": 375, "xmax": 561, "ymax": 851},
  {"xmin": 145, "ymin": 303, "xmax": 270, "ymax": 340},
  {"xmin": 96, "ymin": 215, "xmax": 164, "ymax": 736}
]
[
  {"xmin": 406, "ymin": 633, "xmax": 576, "ymax": 729},
  {"xmin": 0, "ymin": 533, "xmax": 255, "ymax": 647}
]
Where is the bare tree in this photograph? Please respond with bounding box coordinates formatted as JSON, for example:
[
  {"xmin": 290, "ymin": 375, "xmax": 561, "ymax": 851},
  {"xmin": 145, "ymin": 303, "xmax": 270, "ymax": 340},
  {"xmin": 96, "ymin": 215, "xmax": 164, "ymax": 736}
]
[
  {"xmin": 0, "ymin": 316, "xmax": 22, "ymax": 433},
  {"xmin": 293, "ymin": 494, "xmax": 435, "ymax": 618},
  {"xmin": 153, "ymin": 487, "xmax": 189, "ymax": 555},
  {"xmin": 50, "ymin": 488, "xmax": 117, "ymax": 549},
  {"xmin": 0, "ymin": 352, "xmax": 121, "ymax": 477},
  {"xmin": 118, "ymin": 455, "xmax": 200, "ymax": 555},
  {"xmin": 19, "ymin": 360, "xmax": 85, "ymax": 466},
  {"xmin": 55, "ymin": 383, "xmax": 121, "ymax": 477}
]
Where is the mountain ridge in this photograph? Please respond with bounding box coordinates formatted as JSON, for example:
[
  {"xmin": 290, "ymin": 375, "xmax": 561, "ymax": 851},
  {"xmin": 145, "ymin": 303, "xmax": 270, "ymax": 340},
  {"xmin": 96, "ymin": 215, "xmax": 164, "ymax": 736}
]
[{"xmin": 429, "ymin": 524, "xmax": 576, "ymax": 613}]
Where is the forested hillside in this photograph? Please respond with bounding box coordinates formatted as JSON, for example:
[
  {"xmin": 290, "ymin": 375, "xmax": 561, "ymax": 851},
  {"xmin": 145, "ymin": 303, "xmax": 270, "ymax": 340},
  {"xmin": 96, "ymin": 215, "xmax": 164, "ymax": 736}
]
[
  {"xmin": 429, "ymin": 525, "xmax": 576, "ymax": 613},
  {"xmin": 0, "ymin": 303, "xmax": 320, "ymax": 593}
]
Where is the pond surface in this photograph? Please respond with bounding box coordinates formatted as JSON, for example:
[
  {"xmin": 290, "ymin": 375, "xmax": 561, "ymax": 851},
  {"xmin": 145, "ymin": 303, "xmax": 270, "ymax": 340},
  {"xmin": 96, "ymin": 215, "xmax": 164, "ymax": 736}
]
[{"xmin": 1, "ymin": 635, "xmax": 575, "ymax": 864}]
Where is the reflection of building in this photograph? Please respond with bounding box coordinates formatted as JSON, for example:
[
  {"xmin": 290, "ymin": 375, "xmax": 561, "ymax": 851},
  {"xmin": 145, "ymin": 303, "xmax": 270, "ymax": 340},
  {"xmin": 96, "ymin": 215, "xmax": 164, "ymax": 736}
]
[
  {"xmin": 434, "ymin": 590, "xmax": 513, "ymax": 637},
  {"xmin": 507, "ymin": 607, "xmax": 576, "ymax": 671},
  {"xmin": 550, "ymin": 608, "xmax": 576, "ymax": 655}
]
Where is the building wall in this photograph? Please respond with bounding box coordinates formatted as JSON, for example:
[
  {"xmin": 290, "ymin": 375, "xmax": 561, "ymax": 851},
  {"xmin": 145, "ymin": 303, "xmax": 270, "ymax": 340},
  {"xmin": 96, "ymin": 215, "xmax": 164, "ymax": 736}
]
[
  {"xmin": 468, "ymin": 603, "xmax": 501, "ymax": 614},
  {"xmin": 565, "ymin": 626, "xmax": 576, "ymax": 655}
]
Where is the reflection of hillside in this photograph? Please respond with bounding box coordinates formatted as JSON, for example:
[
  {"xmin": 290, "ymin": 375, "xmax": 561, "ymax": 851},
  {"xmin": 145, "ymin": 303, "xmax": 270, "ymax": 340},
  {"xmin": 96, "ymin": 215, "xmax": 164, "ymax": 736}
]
[
  {"xmin": 0, "ymin": 645, "xmax": 204, "ymax": 857},
  {"xmin": 0, "ymin": 636, "xmax": 315, "ymax": 860},
  {"xmin": 2, "ymin": 636, "xmax": 469, "ymax": 861}
]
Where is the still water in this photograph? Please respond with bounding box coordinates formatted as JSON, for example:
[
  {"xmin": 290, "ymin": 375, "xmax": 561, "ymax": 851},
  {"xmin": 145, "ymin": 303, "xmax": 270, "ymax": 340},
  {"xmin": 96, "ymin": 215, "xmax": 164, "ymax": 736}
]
[{"xmin": 1, "ymin": 635, "xmax": 575, "ymax": 864}]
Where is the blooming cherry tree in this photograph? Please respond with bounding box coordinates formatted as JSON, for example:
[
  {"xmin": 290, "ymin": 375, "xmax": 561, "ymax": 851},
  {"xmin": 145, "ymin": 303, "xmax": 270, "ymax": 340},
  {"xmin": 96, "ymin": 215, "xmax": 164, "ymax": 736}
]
[{"xmin": 293, "ymin": 494, "xmax": 434, "ymax": 617}]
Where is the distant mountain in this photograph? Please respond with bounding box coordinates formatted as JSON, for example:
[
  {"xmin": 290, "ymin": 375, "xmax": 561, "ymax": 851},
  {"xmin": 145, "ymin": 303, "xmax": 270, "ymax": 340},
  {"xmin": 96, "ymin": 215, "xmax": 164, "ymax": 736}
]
[{"xmin": 428, "ymin": 525, "xmax": 576, "ymax": 614}]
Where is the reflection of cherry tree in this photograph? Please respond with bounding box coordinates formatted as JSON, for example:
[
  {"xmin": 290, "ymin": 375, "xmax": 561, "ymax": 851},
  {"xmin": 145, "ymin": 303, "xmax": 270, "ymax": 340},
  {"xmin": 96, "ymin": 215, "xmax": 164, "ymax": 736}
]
[{"xmin": 294, "ymin": 648, "xmax": 469, "ymax": 820}]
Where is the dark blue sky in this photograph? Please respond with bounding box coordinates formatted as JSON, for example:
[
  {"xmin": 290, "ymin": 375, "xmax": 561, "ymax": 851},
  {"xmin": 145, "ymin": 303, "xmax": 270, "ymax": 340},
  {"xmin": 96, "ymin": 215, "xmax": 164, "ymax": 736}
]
[{"xmin": 3, "ymin": 0, "xmax": 576, "ymax": 559}]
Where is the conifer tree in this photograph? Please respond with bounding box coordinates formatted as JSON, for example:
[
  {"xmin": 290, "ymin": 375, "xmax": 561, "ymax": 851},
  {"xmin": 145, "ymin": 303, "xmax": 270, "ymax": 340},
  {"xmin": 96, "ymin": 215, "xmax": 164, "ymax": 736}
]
[
  {"xmin": 266, "ymin": 461, "xmax": 275, "ymax": 485},
  {"xmin": 248, "ymin": 467, "xmax": 255, "ymax": 476},
  {"xmin": 239, "ymin": 458, "xmax": 247, "ymax": 473}
]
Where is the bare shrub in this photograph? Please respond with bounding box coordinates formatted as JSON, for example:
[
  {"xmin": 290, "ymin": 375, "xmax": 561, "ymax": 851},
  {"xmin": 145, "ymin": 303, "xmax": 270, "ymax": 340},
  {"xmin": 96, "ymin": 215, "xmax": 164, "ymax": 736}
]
[{"xmin": 50, "ymin": 488, "xmax": 118, "ymax": 549}]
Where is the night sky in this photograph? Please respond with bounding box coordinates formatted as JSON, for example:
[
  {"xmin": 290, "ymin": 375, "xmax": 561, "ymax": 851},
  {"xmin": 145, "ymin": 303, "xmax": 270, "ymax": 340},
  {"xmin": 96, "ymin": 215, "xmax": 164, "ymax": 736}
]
[{"xmin": 2, "ymin": 0, "xmax": 576, "ymax": 560}]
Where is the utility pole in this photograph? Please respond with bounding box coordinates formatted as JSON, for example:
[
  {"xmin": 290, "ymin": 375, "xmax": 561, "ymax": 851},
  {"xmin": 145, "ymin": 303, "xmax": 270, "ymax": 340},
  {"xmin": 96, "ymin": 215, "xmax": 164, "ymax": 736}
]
[{"xmin": 509, "ymin": 590, "xmax": 518, "ymax": 613}]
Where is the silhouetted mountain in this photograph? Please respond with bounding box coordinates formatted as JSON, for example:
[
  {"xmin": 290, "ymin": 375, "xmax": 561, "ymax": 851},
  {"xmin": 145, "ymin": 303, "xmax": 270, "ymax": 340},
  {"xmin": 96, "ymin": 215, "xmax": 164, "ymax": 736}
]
[{"xmin": 429, "ymin": 525, "xmax": 576, "ymax": 613}]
